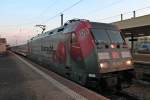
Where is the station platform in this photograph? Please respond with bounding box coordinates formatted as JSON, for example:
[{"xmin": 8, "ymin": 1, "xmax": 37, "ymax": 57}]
[
  {"xmin": 0, "ymin": 52, "xmax": 108, "ymax": 100},
  {"xmin": 132, "ymin": 53, "xmax": 150, "ymax": 80},
  {"xmin": 133, "ymin": 53, "xmax": 150, "ymax": 64}
]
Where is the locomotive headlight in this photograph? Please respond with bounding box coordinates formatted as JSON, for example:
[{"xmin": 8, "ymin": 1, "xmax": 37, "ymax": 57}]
[
  {"xmin": 111, "ymin": 44, "xmax": 115, "ymax": 48},
  {"xmin": 99, "ymin": 62, "xmax": 108, "ymax": 69},
  {"xmin": 126, "ymin": 60, "xmax": 132, "ymax": 65}
]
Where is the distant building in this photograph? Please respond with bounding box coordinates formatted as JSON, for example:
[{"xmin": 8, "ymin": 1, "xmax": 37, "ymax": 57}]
[{"xmin": 0, "ymin": 38, "xmax": 7, "ymax": 55}]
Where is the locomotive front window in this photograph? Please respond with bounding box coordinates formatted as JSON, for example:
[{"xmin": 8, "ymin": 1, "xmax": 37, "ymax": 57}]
[
  {"xmin": 107, "ymin": 30, "xmax": 124, "ymax": 43},
  {"xmin": 91, "ymin": 29, "xmax": 110, "ymax": 44}
]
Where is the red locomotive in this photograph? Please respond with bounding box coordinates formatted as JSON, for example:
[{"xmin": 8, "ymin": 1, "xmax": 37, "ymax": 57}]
[{"xmin": 12, "ymin": 19, "xmax": 135, "ymax": 91}]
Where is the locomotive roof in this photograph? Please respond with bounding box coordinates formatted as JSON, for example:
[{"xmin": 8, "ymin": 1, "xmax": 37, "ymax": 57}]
[
  {"xmin": 90, "ymin": 22, "xmax": 118, "ymax": 30},
  {"xmin": 30, "ymin": 21, "xmax": 80, "ymax": 41},
  {"xmin": 30, "ymin": 20, "xmax": 118, "ymax": 41}
]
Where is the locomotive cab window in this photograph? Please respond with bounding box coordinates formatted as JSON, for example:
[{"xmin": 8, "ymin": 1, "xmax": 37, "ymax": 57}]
[
  {"xmin": 107, "ymin": 30, "xmax": 124, "ymax": 43},
  {"xmin": 71, "ymin": 32, "xmax": 78, "ymax": 44},
  {"xmin": 91, "ymin": 29, "xmax": 110, "ymax": 44}
]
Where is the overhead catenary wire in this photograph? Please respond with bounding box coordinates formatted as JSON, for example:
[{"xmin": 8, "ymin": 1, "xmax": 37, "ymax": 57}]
[
  {"xmin": 0, "ymin": 0, "xmax": 58, "ymax": 27},
  {"xmin": 0, "ymin": 0, "xmax": 84, "ymax": 27},
  {"xmin": 136, "ymin": 5, "xmax": 150, "ymax": 11},
  {"xmin": 99, "ymin": 14, "xmax": 121, "ymax": 20},
  {"xmin": 41, "ymin": 0, "xmax": 84, "ymax": 24},
  {"xmin": 82, "ymin": 0, "xmax": 124, "ymax": 17},
  {"xmin": 1, "ymin": 1, "xmax": 150, "ymax": 27},
  {"xmin": 37, "ymin": 0, "xmax": 58, "ymax": 17},
  {"xmin": 98, "ymin": 5, "xmax": 150, "ymax": 22}
]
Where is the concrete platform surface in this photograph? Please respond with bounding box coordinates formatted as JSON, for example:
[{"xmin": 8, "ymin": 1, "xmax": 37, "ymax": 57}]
[
  {"xmin": 0, "ymin": 52, "xmax": 109, "ymax": 100},
  {"xmin": 0, "ymin": 53, "xmax": 74, "ymax": 100},
  {"xmin": 133, "ymin": 53, "xmax": 150, "ymax": 63}
]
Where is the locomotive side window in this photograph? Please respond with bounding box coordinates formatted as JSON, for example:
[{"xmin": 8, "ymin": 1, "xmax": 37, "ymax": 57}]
[
  {"xmin": 80, "ymin": 29, "xmax": 87, "ymax": 38},
  {"xmin": 71, "ymin": 33, "xmax": 78, "ymax": 44}
]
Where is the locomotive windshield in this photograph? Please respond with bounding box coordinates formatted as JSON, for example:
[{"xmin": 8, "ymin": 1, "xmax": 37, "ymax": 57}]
[
  {"xmin": 91, "ymin": 29, "xmax": 110, "ymax": 44},
  {"xmin": 107, "ymin": 30, "xmax": 124, "ymax": 43},
  {"xmin": 91, "ymin": 29, "xmax": 124, "ymax": 44}
]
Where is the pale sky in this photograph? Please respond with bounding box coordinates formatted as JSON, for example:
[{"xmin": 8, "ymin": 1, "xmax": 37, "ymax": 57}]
[{"xmin": 0, "ymin": 0, "xmax": 150, "ymax": 46}]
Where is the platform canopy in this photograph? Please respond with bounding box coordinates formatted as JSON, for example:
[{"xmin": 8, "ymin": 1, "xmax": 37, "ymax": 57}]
[{"xmin": 113, "ymin": 14, "xmax": 150, "ymax": 37}]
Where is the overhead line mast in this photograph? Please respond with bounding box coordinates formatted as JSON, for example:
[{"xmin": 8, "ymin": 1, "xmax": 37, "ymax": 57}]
[{"xmin": 61, "ymin": 14, "xmax": 64, "ymax": 26}]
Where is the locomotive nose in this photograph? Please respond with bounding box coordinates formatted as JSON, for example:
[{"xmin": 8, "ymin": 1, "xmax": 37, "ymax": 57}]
[{"xmin": 96, "ymin": 43, "xmax": 133, "ymax": 74}]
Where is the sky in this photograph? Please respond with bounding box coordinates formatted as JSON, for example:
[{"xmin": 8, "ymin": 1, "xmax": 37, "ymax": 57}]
[{"xmin": 0, "ymin": 0, "xmax": 150, "ymax": 46}]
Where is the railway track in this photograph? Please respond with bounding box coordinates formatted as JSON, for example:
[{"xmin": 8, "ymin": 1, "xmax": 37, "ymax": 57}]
[
  {"xmin": 101, "ymin": 82, "xmax": 149, "ymax": 100},
  {"xmin": 134, "ymin": 61, "xmax": 150, "ymax": 82},
  {"xmin": 110, "ymin": 92, "xmax": 140, "ymax": 100},
  {"xmin": 95, "ymin": 91, "xmax": 139, "ymax": 100},
  {"xmin": 97, "ymin": 61, "xmax": 150, "ymax": 100}
]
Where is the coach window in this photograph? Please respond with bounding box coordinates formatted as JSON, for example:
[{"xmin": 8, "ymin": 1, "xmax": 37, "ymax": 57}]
[{"xmin": 71, "ymin": 32, "xmax": 78, "ymax": 44}]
